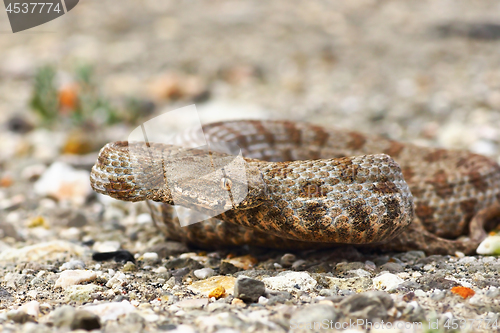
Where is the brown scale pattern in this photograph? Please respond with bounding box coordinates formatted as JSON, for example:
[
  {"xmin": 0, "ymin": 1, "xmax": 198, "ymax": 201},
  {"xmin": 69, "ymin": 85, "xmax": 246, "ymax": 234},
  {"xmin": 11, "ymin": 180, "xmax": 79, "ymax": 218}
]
[{"xmin": 90, "ymin": 120, "xmax": 500, "ymax": 254}]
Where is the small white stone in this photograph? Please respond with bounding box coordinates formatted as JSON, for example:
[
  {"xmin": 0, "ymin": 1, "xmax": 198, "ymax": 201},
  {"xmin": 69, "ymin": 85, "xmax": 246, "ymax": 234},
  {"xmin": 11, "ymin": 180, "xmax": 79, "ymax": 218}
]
[
  {"xmin": 347, "ymin": 269, "xmax": 371, "ymax": 278},
  {"xmin": 59, "ymin": 227, "xmax": 81, "ymax": 241},
  {"xmin": 60, "ymin": 259, "xmax": 86, "ymax": 271},
  {"xmin": 142, "ymin": 252, "xmax": 159, "ymax": 261},
  {"xmin": 263, "ymin": 271, "xmax": 317, "ymax": 292},
  {"xmin": 55, "ymin": 270, "xmax": 97, "ymax": 289},
  {"xmin": 154, "ymin": 266, "xmax": 167, "ymax": 274},
  {"xmin": 476, "ymin": 235, "xmax": 500, "ymax": 255},
  {"xmin": 83, "ymin": 300, "xmax": 136, "ymax": 321},
  {"xmin": 257, "ymin": 296, "xmax": 268, "ymax": 305},
  {"xmin": 93, "ymin": 241, "xmax": 121, "ymax": 253},
  {"xmin": 193, "ymin": 268, "xmax": 215, "ymax": 280},
  {"xmin": 414, "ymin": 290, "xmax": 426, "ymax": 297},
  {"xmin": 34, "ymin": 162, "xmax": 91, "ymax": 205},
  {"xmin": 137, "ymin": 213, "xmax": 153, "ymax": 224},
  {"xmin": 373, "ymin": 272, "xmax": 403, "ymax": 291},
  {"xmin": 423, "ymin": 264, "xmax": 435, "ymax": 271},
  {"xmin": 291, "ymin": 259, "xmax": 307, "ymax": 269},
  {"xmin": 19, "ymin": 301, "xmax": 40, "ymax": 318},
  {"xmin": 106, "ymin": 272, "xmax": 128, "ymax": 289}
]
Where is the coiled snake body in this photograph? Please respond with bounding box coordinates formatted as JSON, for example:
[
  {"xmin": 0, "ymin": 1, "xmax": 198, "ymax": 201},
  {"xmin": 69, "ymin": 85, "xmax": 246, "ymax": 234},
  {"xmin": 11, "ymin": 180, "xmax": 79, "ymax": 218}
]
[{"xmin": 91, "ymin": 120, "xmax": 500, "ymax": 254}]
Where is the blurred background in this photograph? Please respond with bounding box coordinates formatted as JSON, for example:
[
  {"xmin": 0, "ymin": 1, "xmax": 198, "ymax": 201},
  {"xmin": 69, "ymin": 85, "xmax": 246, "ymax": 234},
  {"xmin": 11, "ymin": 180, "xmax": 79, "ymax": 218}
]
[
  {"xmin": 0, "ymin": 0, "xmax": 500, "ymax": 242},
  {"xmin": 1, "ymin": 1, "xmax": 500, "ymax": 157}
]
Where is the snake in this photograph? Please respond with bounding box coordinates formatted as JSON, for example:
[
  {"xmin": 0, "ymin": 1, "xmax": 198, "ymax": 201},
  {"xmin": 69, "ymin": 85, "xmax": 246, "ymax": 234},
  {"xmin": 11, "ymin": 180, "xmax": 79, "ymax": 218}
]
[{"xmin": 90, "ymin": 120, "xmax": 500, "ymax": 255}]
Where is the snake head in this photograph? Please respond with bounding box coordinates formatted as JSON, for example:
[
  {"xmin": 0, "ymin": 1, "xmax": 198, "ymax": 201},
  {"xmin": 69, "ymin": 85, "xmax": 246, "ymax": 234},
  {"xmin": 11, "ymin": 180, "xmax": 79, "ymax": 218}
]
[{"xmin": 90, "ymin": 141, "xmax": 268, "ymax": 215}]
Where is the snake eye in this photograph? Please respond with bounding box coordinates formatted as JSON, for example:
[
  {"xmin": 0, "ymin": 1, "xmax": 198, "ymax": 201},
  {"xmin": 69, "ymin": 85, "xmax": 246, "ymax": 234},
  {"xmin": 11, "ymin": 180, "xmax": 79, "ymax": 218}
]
[{"xmin": 221, "ymin": 177, "xmax": 232, "ymax": 191}]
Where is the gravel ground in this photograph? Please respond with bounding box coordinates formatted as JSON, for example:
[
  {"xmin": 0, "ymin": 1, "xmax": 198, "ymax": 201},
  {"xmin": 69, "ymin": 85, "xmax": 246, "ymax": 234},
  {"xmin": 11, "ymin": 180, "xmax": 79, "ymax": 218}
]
[{"xmin": 0, "ymin": 1, "xmax": 500, "ymax": 332}]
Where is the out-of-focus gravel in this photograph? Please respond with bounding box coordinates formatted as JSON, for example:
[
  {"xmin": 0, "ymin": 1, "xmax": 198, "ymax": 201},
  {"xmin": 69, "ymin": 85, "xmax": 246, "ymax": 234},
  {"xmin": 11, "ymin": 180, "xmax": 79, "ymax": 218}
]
[{"xmin": 0, "ymin": 1, "xmax": 500, "ymax": 332}]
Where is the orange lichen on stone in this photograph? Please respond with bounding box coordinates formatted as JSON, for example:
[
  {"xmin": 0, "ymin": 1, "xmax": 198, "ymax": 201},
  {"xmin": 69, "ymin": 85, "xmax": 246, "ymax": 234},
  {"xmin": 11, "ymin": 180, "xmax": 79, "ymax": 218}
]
[
  {"xmin": 451, "ymin": 286, "xmax": 475, "ymax": 299},
  {"xmin": 208, "ymin": 286, "xmax": 225, "ymax": 299}
]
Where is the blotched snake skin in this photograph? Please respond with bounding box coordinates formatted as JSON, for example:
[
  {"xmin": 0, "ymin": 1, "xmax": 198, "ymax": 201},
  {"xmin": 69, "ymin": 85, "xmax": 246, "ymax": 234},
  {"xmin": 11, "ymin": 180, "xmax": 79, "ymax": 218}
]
[{"xmin": 90, "ymin": 120, "xmax": 500, "ymax": 254}]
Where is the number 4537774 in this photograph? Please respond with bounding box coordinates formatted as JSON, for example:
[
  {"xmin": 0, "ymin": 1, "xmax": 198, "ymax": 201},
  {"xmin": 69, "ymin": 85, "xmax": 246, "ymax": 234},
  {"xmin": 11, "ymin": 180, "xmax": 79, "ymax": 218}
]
[{"xmin": 6, "ymin": 3, "xmax": 62, "ymax": 14}]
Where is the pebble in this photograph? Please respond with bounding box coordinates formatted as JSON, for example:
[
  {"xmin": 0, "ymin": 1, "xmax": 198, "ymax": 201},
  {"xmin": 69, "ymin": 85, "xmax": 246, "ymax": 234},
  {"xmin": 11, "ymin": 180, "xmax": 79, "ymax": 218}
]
[
  {"xmin": 146, "ymin": 241, "xmax": 190, "ymax": 257},
  {"xmin": 0, "ymin": 221, "xmax": 21, "ymax": 240},
  {"xmin": 70, "ymin": 310, "xmax": 101, "ymax": 331},
  {"xmin": 83, "ymin": 300, "xmax": 136, "ymax": 321},
  {"xmin": 325, "ymin": 276, "xmax": 372, "ymax": 291},
  {"xmin": 175, "ymin": 298, "xmax": 209, "ymax": 310},
  {"xmin": 34, "ymin": 162, "xmax": 92, "ymax": 205},
  {"xmin": 106, "ymin": 272, "xmax": 128, "ymax": 288},
  {"xmin": 67, "ymin": 212, "xmax": 88, "ymax": 227},
  {"xmin": 55, "ymin": 270, "xmax": 97, "ymax": 289},
  {"xmin": 373, "ymin": 272, "xmax": 404, "ymax": 291},
  {"xmin": 219, "ymin": 261, "xmax": 241, "ymax": 275},
  {"xmin": 194, "ymin": 267, "xmax": 215, "ymax": 280},
  {"xmin": 52, "ymin": 306, "xmax": 77, "ymax": 328},
  {"xmin": 233, "ymin": 277, "xmax": 266, "ymax": 303},
  {"xmin": 93, "ymin": 241, "xmax": 121, "ymax": 253},
  {"xmin": 166, "ymin": 257, "xmax": 203, "ymax": 270},
  {"xmin": 379, "ymin": 262, "xmax": 404, "ymax": 273},
  {"xmin": 430, "ymin": 290, "xmax": 446, "ymax": 301},
  {"xmin": 122, "ymin": 262, "xmax": 137, "ymax": 272},
  {"xmin": 418, "ymin": 276, "xmax": 459, "ymax": 291},
  {"xmin": 0, "ymin": 240, "xmax": 85, "ymax": 262},
  {"xmin": 60, "ymin": 259, "xmax": 86, "ymax": 271},
  {"xmin": 141, "ymin": 252, "xmax": 159, "ymax": 262},
  {"xmin": 290, "ymin": 304, "xmax": 341, "ymax": 327},
  {"xmin": 279, "ymin": 253, "xmax": 296, "ymax": 267},
  {"xmin": 486, "ymin": 287, "xmax": 500, "ymax": 298},
  {"xmin": 339, "ymin": 291, "xmax": 393, "ymax": 319},
  {"xmin": 476, "ymin": 235, "xmax": 500, "ymax": 255},
  {"xmin": 263, "ymin": 271, "xmax": 317, "ymax": 292},
  {"xmin": 222, "ymin": 255, "xmax": 257, "ymax": 270},
  {"xmin": 346, "ymin": 268, "xmax": 372, "ymax": 278},
  {"xmin": 59, "ymin": 227, "xmax": 82, "ymax": 241},
  {"xmin": 7, "ymin": 310, "xmax": 36, "ymax": 324},
  {"xmin": 291, "ymin": 259, "xmax": 307, "ymax": 269},
  {"xmin": 188, "ymin": 276, "xmax": 235, "ymax": 297},
  {"xmin": 64, "ymin": 284, "xmax": 102, "ymax": 302},
  {"xmin": 19, "ymin": 301, "xmax": 40, "ymax": 318},
  {"xmin": 0, "ymin": 287, "xmax": 13, "ymax": 300}
]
